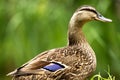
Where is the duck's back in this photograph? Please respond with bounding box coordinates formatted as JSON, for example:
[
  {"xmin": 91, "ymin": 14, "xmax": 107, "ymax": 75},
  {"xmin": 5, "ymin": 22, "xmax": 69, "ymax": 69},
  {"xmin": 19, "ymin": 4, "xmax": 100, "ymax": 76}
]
[{"xmin": 8, "ymin": 44, "xmax": 96, "ymax": 80}]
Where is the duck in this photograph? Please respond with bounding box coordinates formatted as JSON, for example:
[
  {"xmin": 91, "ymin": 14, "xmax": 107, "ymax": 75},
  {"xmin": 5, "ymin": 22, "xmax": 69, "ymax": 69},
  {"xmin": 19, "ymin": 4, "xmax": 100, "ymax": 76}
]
[{"xmin": 7, "ymin": 5, "xmax": 112, "ymax": 80}]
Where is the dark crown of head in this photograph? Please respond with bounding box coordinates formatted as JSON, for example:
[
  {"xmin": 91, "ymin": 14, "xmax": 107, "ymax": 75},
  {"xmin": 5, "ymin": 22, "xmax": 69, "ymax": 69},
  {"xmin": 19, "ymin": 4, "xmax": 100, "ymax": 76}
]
[{"xmin": 76, "ymin": 5, "xmax": 98, "ymax": 14}]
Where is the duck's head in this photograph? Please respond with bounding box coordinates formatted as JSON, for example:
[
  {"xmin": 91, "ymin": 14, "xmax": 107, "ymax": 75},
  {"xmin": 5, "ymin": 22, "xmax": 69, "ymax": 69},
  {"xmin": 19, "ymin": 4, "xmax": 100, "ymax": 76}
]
[{"xmin": 70, "ymin": 5, "xmax": 112, "ymax": 25}]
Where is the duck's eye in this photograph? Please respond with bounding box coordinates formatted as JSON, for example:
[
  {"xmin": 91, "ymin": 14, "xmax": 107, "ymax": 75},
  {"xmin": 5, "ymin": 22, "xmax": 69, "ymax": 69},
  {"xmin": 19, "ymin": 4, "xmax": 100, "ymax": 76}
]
[{"xmin": 98, "ymin": 14, "xmax": 103, "ymax": 17}]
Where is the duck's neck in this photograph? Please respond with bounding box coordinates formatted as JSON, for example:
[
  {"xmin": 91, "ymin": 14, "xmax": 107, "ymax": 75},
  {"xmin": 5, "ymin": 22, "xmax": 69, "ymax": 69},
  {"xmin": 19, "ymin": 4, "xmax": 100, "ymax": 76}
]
[{"xmin": 68, "ymin": 16, "xmax": 87, "ymax": 46}]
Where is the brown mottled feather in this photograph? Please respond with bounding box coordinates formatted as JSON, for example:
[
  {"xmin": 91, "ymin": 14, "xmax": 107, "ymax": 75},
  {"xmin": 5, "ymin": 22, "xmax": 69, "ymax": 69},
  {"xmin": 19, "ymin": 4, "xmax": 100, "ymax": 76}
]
[{"xmin": 9, "ymin": 45, "xmax": 96, "ymax": 80}]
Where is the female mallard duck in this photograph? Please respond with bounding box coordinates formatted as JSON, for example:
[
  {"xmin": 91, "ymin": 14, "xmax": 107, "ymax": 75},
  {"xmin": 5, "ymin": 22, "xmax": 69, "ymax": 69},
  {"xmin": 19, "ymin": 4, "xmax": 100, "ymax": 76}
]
[{"xmin": 7, "ymin": 5, "xmax": 112, "ymax": 80}]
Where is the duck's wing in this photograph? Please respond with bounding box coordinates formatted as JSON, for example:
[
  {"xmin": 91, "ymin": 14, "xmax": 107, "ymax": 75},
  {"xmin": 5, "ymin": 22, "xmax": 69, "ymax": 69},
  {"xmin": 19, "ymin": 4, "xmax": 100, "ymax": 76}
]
[{"xmin": 7, "ymin": 49, "xmax": 67, "ymax": 76}]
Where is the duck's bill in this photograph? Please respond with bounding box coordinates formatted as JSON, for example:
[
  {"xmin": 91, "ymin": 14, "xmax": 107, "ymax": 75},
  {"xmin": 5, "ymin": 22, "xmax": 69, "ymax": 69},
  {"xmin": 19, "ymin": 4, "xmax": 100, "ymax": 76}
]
[{"xmin": 96, "ymin": 14, "xmax": 112, "ymax": 22}]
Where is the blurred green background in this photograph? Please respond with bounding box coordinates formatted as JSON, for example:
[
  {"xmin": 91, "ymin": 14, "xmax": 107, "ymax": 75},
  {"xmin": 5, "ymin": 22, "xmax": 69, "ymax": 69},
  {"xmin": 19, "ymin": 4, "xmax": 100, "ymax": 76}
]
[{"xmin": 0, "ymin": 0, "xmax": 120, "ymax": 80}]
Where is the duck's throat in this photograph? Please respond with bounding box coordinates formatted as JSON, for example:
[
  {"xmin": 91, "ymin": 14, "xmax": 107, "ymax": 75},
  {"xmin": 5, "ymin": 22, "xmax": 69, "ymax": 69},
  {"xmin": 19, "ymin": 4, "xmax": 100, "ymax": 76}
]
[
  {"xmin": 68, "ymin": 29, "xmax": 87, "ymax": 46},
  {"xmin": 68, "ymin": 22, "xmax": 87, "ymax": 46}
]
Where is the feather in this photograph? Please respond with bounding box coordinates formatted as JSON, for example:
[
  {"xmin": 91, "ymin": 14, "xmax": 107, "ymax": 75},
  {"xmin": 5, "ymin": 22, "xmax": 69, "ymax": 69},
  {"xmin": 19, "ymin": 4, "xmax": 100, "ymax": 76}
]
[{"xmin": 43, "ymin": 62, "xmax": 65, "ymax": 72}]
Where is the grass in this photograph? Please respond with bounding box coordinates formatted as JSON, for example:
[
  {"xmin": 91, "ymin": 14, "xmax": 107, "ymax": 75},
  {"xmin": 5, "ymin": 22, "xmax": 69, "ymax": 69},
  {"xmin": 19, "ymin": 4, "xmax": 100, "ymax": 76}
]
[
  {"xmin": 90, "ymin": 67, "xmax": 115, "ymax": 80},
  {"xmin": 91, "ymin": 72, "xmax": 115, "ymax": 80}
]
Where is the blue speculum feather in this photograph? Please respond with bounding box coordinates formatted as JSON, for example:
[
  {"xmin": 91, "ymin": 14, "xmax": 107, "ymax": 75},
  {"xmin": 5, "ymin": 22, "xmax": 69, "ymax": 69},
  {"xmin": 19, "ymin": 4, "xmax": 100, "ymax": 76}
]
[{"xmin": 43, "ymin": 62, "xmax": 65, "ymax": 72}]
